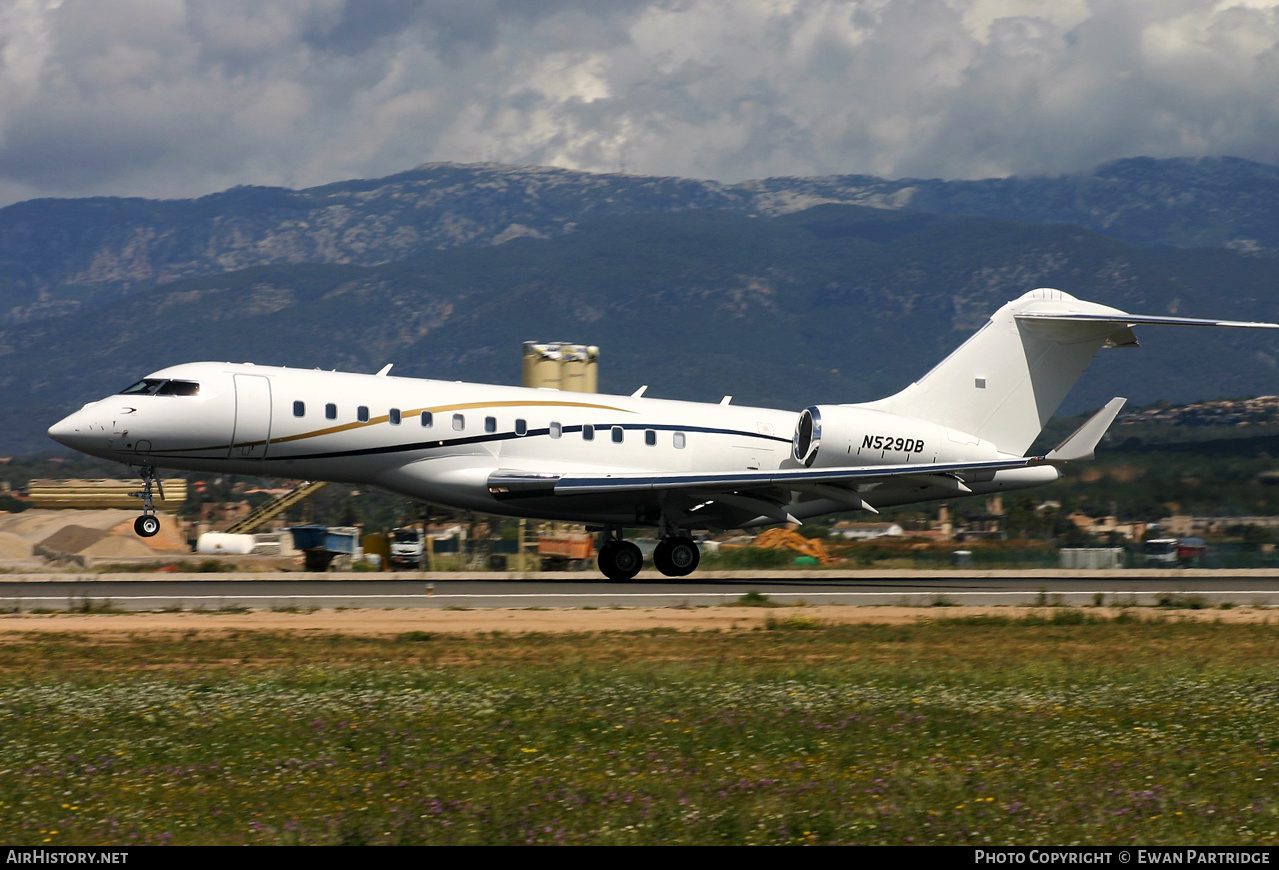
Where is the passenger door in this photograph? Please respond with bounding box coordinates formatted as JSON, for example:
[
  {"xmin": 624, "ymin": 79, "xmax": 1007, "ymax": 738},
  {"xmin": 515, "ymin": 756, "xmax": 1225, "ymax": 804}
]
[{"xmin": 230, "ymin": 374, "xmax": 272, "ymax": 460}]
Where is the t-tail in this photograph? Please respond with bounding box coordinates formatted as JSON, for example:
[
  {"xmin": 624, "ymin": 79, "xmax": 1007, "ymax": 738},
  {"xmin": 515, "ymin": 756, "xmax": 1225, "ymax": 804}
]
[{"xmin": 865, "ymin": 288, "xmax": 1279, "ymax": 455}]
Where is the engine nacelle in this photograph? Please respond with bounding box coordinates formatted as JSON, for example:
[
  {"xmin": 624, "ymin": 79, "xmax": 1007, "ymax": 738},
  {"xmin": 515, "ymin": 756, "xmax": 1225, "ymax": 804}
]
[{"xmin": 791, "ymin": 405, "xmax": 999, "ymax": 469}]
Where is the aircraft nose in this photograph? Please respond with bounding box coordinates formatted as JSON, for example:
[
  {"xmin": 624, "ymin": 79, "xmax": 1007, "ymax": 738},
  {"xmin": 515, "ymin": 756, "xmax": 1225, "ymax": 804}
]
[
  {"xmin": 48, "ymin": 412, "xmax": 81, "ymax": 448},
  {"xmin": 48, "ymin": 405, "xmax": 98, "ymax": 451}
]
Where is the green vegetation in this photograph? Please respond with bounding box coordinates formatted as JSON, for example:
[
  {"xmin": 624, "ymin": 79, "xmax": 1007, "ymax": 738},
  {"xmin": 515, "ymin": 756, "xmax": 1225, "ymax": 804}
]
[
  {"xmin": 731, "ymin": 590, "xmax": 776, "ymax": 607},
  {"xmin": 1049, "ymin": 434, "xmax": 1279, "ymax": 522},
  {"xmin": 700, "ymin": 547, "xmax": 805, "ymax": 570},
  {"xmin": 2, "ymin": 617, "xmax": 1278, "ymax": 845}
]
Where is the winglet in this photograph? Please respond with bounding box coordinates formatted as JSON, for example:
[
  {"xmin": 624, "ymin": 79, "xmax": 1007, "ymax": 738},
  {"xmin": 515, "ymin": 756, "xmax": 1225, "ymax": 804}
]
[
  {"xmin": 1044, "ymin": 397, "xmax": 1127, "ymax": 462},
  {"xmin": 376, "ymin": 364, "xmax": 394, "ymax": 377}
]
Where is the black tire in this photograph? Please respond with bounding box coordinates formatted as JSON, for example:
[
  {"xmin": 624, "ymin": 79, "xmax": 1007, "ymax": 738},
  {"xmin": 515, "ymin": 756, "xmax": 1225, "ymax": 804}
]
[
  {"xmin": 652, "ymin": 539, "xmax": 675, "ymax": 576},
  {"xmin": 665, "ymin": 537, "xmax": 700, "ymax": 576},
  {"xmin": 134, "ymin": 515, "xmax": 160, "ymax": 538},
  {"xmin": 598, "ymin": 540, "xmax": 643, "ymax": 581}
]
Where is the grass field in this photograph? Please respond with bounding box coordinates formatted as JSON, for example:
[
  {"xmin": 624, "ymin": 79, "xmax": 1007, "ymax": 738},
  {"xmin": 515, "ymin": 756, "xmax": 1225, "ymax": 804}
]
[{"xmin": 2, "ymin": 611, "xmax": 1278, "ymax": 845}]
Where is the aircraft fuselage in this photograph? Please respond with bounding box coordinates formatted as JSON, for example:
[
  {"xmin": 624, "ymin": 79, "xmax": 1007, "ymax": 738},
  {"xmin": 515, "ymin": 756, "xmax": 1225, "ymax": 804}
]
[{"xmin": 48, "ymin": 361, "xmax": 1056, "ymax": 528}]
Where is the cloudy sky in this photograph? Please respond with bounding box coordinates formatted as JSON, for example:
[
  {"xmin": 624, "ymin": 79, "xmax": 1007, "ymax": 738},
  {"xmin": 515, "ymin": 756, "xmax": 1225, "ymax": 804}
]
[{"xmin": 1, "ymin": 0, "xmax": 1278, "ymax": 206}]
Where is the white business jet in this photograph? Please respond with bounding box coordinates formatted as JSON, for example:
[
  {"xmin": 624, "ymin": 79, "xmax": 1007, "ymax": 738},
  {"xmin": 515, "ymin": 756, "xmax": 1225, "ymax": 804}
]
[{"xmin": 48, "ymin": 289, "xmax": 1277, "ymax": 579}]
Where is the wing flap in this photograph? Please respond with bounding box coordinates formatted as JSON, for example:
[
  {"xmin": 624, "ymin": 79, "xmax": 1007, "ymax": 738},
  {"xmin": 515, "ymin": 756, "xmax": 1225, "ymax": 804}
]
[{"xmin": 488, "ymin": 456, "xmax": 1040, "ymax": 500}]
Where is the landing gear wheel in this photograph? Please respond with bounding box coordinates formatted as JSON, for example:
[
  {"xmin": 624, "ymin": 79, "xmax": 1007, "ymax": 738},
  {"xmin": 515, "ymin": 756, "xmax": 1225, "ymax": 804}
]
[
  {"xmin": 128, "ymin": 466, "xmax": 164, "ymax": 539},
  {"xmin": 653, "ymin": 537, "xmax": 700, "ymax": 577},
  {"xmin": 598, "ymin": 540, "xmax": 643, "ymax": 581}
]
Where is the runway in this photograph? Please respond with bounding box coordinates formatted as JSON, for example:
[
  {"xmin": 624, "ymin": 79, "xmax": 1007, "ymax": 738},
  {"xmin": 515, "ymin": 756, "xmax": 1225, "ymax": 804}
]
[{"xmin": 3, "ymin": 571, "xmax": 1279, "ymax": 610}]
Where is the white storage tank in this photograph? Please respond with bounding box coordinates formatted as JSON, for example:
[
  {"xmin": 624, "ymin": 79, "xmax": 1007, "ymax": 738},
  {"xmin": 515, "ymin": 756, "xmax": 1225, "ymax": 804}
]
[{"xmin": 196, "ymin": 533, "xmax": 256, "ymax": 555}]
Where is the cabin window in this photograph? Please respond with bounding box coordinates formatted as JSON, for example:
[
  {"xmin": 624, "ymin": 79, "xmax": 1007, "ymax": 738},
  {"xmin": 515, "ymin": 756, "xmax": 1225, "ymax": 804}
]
[
  {"xmin": 389, "ymin": 408, "xmax": 401, "ymax": 425},
  {"xmin": 452, "ymin": 413, "xmax": 465, "ymax": 431},
  {"xmin": 293, "ymin": 401, "xmax": 305, "ymax": 417},
  {"xmin": 583, "ymin": 425, "xmax": 595, "ymax": 441},
  {"xmin": 674, "ymin": 432, "xmax": 687, "ymax": 449},
  {"xmin": 325, "ymin": 403, "xmax": 337, "ymax": 420},
  {"xmin": 645, "ymin": 429, "xmax": 657, "ymax": 446},
  {"xmin": 549, "ymin": 422, "xmax": 562, "ymax": 439},
  {"xmin": 421, "ymin": 411, "xmax": 433, "ymax": 428},
  {"xmin": 357, "ymin": 406, "xmax": 369, "ymax": 423},
  {"xmin": 515, "ymin": 418, "xmax": 527, "ymax": 436},
  {"xmin": 485, "ymin": 416, "xmax": 496, "ymax": 433},
  {"xmin": 611, "ymin": 426, "xmax": 624, "ymax": 443}
]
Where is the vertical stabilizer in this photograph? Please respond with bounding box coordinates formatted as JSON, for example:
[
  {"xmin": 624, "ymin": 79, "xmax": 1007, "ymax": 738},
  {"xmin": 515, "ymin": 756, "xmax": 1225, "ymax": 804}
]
[{"xmin": 864, "ymin": 289, "xmax": 1132, "ymax": 454}]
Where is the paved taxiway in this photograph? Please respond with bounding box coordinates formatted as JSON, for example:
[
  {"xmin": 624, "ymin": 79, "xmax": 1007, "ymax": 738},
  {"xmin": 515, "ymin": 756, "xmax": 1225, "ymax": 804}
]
[{"xmin": 3, "ymin": 571, "xmax": 1279, "ymax": 610}]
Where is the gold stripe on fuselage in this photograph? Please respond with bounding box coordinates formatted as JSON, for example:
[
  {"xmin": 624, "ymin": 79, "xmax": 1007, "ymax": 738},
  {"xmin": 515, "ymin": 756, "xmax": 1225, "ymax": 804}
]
[{"xmin": 160, "ymin": 398, "xmax": 635, "ymax": 454}]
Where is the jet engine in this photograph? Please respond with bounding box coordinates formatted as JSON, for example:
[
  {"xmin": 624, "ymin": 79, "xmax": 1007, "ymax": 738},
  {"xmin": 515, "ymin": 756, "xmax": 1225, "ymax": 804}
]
[{"xmin": 791, "ymin": 405, "xmax": 999, "ymax": 469}]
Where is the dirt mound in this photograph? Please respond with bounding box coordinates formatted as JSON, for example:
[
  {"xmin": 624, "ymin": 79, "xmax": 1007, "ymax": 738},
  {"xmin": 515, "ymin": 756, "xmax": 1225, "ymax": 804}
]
[
  {"xmin": 79, "ymin": 536, "xmax": 159, "ymax": 559},
  {"xmin": 37, "ymin": 525, "xmax": 108, "ymax": 555},
  {"xmin": 107, "ymin": 516, "xmax": 186, "ymax": 552},
  {"xmin": 0, "ymin": 510, "xmax": 140, "ymax": 543},
  {"xmin": 0, "ymin": 532, "xmax": 32, "ymax": 558}
]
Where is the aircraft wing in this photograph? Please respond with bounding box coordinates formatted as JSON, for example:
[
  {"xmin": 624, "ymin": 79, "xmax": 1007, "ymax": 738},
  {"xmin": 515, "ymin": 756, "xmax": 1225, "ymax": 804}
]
[
  {"xmin": 487, "ymin": 399, "xmax": 1126, "ymax": 524},
  {"xmin": 489, "ymin": 456, "xmax": 1039, "ymax": 524},
  {"xmin": 493, "ymin": 452, "xmax": 1033, "ymax": 493}
]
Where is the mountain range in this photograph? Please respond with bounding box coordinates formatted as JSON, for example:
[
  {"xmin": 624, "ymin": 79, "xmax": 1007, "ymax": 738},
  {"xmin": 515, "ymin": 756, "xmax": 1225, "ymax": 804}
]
[{"xmin": 9, "ymin": 156, "xmax": 1279, "ymax": 455}]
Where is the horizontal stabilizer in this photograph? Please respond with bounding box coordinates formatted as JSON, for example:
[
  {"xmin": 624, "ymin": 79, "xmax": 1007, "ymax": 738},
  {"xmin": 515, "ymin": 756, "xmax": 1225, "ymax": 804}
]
[
  {"xmin": 866, "ymin": 289, "xmax": 1279, "ymax": 457},
  {"xmin": 1044, "ymin": 397, "xmax": 1126, "ymax": 463},
  {"xmin": 1017, "ymin": 312, "xmax": 1279, "ymax": 330}
]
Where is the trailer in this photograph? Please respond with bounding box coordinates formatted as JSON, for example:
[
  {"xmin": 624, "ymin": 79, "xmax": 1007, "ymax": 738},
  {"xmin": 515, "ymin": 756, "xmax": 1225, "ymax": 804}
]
[{"xmin": 538, "ymin": 533, "xmax": 595, "ymax": 571}]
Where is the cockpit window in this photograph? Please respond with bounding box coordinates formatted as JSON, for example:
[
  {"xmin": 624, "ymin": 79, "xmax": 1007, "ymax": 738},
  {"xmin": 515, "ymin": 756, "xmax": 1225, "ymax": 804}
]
[
  {"xmin": 117, "ymin": 378, "xmax": 200, "ymax": 397},
  {"xmin": 119, "ymin": 379, "xmax": 164, "ymax": 396},
  {"xmin": 157, "ymin": 380, "xmax": 200, "ymax": 396}
]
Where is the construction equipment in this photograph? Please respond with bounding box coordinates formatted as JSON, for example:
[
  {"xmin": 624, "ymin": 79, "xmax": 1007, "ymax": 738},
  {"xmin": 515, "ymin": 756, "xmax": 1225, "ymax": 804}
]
[
  {"xmin": 752, "ymin": 529, "xmax": 833, "ymax": 565},
  {"xmin": 288, "ymin": 524, "xmax": 363, "ymax": 571},
  {"xmin": 224, "ymin": 481, "xmax": 329, "ymax": 534}
]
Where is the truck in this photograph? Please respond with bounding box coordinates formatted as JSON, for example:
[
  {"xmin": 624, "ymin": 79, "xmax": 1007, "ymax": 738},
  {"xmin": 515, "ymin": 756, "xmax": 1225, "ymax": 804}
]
[
  {"xmin": 1143, "ymin": 536, "xmax": 1207, "ymax": 567},
  {"xmin": 390, "ymin": 527, "xmax": 426, "ymax": 568},
  {"xmin": 538, "ymin": 532, "xmax": 595, "ymax": 571}
]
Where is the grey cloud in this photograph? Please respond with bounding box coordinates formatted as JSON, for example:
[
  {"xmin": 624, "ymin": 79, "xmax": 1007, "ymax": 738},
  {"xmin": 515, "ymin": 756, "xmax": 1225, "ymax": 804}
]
[
  {"xmin": 2, "ymin": 0, "xmax": 1279, "ymax": 206},
  {"xmin": 305, "ymin": 1, "xmax": 643, "ymax": 59}
]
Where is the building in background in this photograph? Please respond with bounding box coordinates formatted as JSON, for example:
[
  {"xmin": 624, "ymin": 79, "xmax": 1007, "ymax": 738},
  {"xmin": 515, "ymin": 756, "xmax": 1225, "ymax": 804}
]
[{"xmin": 522, "ymin": 342, "xmax": 599, "ymax": 393}]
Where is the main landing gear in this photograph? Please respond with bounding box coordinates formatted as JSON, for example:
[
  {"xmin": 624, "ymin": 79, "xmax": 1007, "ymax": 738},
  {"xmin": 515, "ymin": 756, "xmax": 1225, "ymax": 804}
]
[
  {"xmin": 598, "ymin": 532, "xmax": 643, "ymax": 582},
  {"xmin": 596, "ymin": 526, "xmax": 701, "ymax": 581},
  {"xmin": 129, "ymin": 466, "xmax": 164, "ymax": 538},
  {"xmin": 653, "ymin": 536, "xmax": 700, "ymax": 577}
]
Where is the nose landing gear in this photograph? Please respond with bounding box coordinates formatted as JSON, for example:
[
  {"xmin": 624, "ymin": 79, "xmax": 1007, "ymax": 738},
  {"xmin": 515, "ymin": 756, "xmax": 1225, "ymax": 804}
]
[{"xmin": 129, "ymin": 466, "xmax": 164, "ymax": 538}]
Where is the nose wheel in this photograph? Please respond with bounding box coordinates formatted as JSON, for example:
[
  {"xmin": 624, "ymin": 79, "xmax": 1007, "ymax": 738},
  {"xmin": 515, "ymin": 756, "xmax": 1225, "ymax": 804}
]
[
  {"xmin": 134, "ymin": 514, "xmax": 161, "ymax": 537},
  {"xmin": 128, "ymin": 466, "xmax": 164, "ymax": 538}
]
